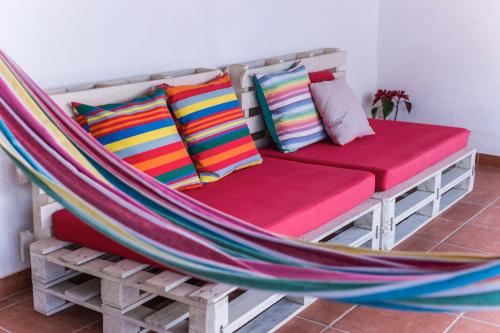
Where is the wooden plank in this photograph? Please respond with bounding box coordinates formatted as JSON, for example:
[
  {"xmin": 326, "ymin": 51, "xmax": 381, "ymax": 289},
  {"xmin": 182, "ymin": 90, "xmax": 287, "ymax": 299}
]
[
  {"xmin": 394, "ymin": 190, "xmax": 435, "ymax": 224},
  {"xmin": 145, "ymin": 303, "xmax": 189, "ymax": 330},
  {"xmin": 441, "ymin": 167, "xmax": 471, "ymax": 193},
  {"xmin": 102, "ymin": 259, "xmax": 149, "ymax": 279},
  {"xmin": 394, "ymin": 213, "xmax": 433, "ymax": 245},
  {"xmin": 239, "ymin": 51, "xmax": 346, "ymax": 89},
  {"xmin": 144, "ymin": 271, "xmax": 190, "ymax": 294},
  {"xmin": 188, "ymin": 283, "xmax": 236, "ymax": 305},
  {"xmin": 328, "ymin": 227, "xmax": 373, "ymax": 248},
  {"xmin": 30, "ymin": 238, "xmax": 71, "ymax": 255},
  {"xmin": 60, "ymin": 247, "xmax": 104, "ymax": 265},
  {"xmin": 226, "ymin": 291, "xmax": 283, "ymax": 332},
  {"xmin": 236, "ymin": 298, "xmax": 306, "ymax": 333},
  {"xmin": 65, "ymin": 278, "xmax": 100, "ymax": 302},
  {"xmin": 440, "ymin": 188, "xmax": 469, "ymax": 214},
  {"xmin": 51, "ymin": 70, "xmax": 222, "ymax": 116}
]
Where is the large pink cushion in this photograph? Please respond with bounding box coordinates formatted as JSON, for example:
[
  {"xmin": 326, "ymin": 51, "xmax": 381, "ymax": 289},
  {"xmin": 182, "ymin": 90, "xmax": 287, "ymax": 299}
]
[
  {"xmin": 261, "ymin": 119, "xmax": 470, "ymax": 191},
  {"xmin": 54, "ymin": 157, "xmax": 375, "ymax": 258},
  {"xmin": 186, "ymin": 157, "xmax": 375, "ymax": 237}
]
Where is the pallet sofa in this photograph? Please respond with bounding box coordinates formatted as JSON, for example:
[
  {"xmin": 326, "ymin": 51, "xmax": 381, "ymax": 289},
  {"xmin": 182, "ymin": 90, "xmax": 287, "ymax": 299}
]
[
  {"xmin": 228, "ymin": 48, "xmax": 476, "ymax": 251},
  {"xmin": 21, "ymin": 60, "xmax": 382, "ymax": 333},
  {"xmin": 17, "ymin": 48, "xmax": 476, "ymax": 333}
]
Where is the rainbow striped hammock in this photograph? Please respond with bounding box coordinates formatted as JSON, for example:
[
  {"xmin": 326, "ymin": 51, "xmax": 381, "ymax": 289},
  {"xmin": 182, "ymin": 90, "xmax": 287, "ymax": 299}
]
[{"xmin": 1, "ymin": 50, "xmax": 500, "ymax": 313}]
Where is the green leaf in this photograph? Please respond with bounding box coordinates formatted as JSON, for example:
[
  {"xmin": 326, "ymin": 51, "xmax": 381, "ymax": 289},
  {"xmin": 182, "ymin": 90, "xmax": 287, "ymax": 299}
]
[
  {"xmin": 405, "ymin": 101, "xmax": 413, "ymax": 113},
  {"xmin": 381, "ymin": 98, "xmax": 394, "ymax": 120},
  {"xmin": 371, "ymin": 107, "xmax": 378, "ymax": 118}
]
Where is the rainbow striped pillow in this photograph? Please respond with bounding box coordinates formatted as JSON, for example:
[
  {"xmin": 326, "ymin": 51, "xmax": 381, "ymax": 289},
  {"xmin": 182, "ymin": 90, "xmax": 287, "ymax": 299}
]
[
  {"xmin": 255, "ymin": 64, "xmax": 327, "ymax": 153},
  {"xmin": 162, "ymin": 74, "xmax": 262, "ymax": 183},
  {"xmin": 72, "ymin": 88, "xmax": 201, "ymax": 191}
]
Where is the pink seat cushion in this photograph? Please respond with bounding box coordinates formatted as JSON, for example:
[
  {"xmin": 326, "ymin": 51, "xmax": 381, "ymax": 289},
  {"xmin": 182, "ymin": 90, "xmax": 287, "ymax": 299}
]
[
  {"xmin": 261, "ymin": 119, "xmax": 470, "ymax": 191},
  {"xmin": 53, "ymin": 157, "xmax": 375, "ymax": 260}
]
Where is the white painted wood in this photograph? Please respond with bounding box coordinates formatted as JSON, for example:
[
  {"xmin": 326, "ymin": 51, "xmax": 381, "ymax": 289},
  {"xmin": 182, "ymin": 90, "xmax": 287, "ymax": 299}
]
[
  {"xmin": 103, "ymin": 259, "xmax": 149, "ymax": 279},
  {"xmin": 144, "ymin": 302, "xmax": 189, "ymax": 331},
  {"xmin": 30, "ymin": 237, "xmax": 70, "ymax": 255},
  {"xmin": 60, "ymin": 247, "xmax": 104, "ymax": 265},
  {"xmin": 378, "ymin": 148, "xmax": 476, "ymax": 250},
  {"xmin": 226, "ymin": 291, "xmax": 283, "ymax": 332},
  {"xmin": 65, "ymin": 278, "xmax": 101, "ymax": 302},
  {"xmin": 51, "ymin": 70, "xmax": 222, "ymax": 116},
  {"xmin": 144, "ymin": 270, "xmax": 190, "ymax": 294},
  {"xmin": 189, "ymin": 297, "xmax": 229, "ymax": 333},
  {"xmin": 188, "ymin": 283, "xmax": 236, "ymax": 305}
]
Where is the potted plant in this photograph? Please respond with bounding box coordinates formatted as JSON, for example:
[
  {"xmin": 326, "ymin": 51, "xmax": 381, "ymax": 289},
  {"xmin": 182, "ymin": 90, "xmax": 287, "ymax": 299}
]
[{"xmin": 371, "ymin": 90, "xmax": 412, "ymax": 120}]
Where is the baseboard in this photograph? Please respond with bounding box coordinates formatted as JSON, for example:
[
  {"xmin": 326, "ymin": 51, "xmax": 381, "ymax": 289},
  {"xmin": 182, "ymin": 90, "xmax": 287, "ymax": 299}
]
[
  {"xmin": 478, "ymin": 153, "xmax": 500, "ymax": 169},
  {"xmin": 0, "ymin": 269, "xmax": 32, "ymax": 299}
]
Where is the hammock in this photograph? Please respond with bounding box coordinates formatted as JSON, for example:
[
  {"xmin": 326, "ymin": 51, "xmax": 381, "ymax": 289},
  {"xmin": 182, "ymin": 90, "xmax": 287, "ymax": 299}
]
[{"xmin": 1, "ymin": 50, "xmax": 500, "ymax": 313}]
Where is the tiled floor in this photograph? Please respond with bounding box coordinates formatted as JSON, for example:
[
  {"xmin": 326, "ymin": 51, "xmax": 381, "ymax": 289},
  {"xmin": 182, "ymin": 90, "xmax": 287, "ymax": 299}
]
[{"xmin": 1, "ymin": 166, "xmax": 500, "ymax": 333}]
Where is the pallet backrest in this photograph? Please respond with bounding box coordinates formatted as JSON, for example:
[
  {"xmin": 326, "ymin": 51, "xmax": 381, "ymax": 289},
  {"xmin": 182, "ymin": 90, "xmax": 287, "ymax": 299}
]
[
  {"xmin": 28, "ymin": 68, "xmax": 223, "ymax": 240},
  {"xmin": 228, "ymin": 48, "xmax": 346, "ymax": 147}
]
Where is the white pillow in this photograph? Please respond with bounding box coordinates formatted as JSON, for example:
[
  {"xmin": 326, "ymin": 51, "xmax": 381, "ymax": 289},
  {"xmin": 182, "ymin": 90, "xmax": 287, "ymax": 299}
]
[{"xmin": 310, "ymin": 80, "xmax": 375, "ymax": 145}]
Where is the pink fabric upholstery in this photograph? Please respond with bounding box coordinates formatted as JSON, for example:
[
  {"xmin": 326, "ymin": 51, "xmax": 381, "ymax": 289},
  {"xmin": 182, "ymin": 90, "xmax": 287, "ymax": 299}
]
[
  {"xmin": 261, "ymin": 119, "xmax": 470, "ymax": 191},
  {"xmin": 54, "ymin": 157, "xmax": 375, "ymax": 255}
]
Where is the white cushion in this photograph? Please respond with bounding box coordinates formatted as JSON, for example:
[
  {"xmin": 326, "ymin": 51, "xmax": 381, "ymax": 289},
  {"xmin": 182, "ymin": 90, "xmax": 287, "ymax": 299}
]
[{"xmin": 310, "ymin": 80, "xmax": 375, "ymax": 145}]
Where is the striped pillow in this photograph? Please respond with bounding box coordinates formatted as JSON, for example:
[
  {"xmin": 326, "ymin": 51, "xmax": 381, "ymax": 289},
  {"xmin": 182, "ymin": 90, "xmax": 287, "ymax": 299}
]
[
  {"xmin": 72, "ymin": 88, "xmax": 201, "ymax": 191},
  {"xmin": 255, "ymin": 64, "xmax": 327, "ymax": 153},
  {"xmin": 162, "ymin": 74, "xmax": 262, "ymax": 183}
]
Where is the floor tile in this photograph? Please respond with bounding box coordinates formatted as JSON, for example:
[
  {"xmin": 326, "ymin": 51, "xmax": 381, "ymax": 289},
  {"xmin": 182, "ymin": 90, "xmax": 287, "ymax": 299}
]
[
  {"xmin": 323, "ymin": 328, "xmax": 350, "ymax": 333},
  {"xmin": 463, "ymin": 187, "xmax": 500, "ymax": 205},
  {"xmin": 493, "ymin": 199, "xmax": 500, "ymax": 208},
  {"xmin": 0, "ymin": 299, "xmax": 100, "ymax": 333},
  {"xmin": 0, "ymin": 289, "xmax": 32, "ymax": 311},
  {"xmin": 464, "ymin": 310, "xmax": 500, "ymax": 326},
  {"xmin": 444, "ymin": 224, "xmax": 500, "ymax": 254},
  {"xmin": 276, "ymin": 317, "xmax": 325, "ymax": 333},
  {"xmin": 74, "ymin": 320, "xmax": 102, "ymax": 333},
  {"xmin": 413, "ymin": 218, "xmax": 465, "ymax": 242},
  {"xmin": 448, "ymin": 318, "xmax": 500, "ymax": 333},
  {"xmin": 469, "ymin": 206, "xmax": 500, "ymax": 229},
  {"xmin": 474, "ymin": 167, "xmax": 500, "ymax": 191},
  {"xmin": 332, "ymin": 306, "xmax": 456, "ymax": 333},
  {"xmin": 298, "ymin": 300, "xmax": 353, "ymax": 325},
  {"xmin": 394, "ymin": 237, "xmax": 437, "ymax": 252},
  {"xmin": 440, "ymin": 202, "xmax": 484, "ymax": 222},
  {"xmin": 431, "ymin": 243, "xmax": 488, "ymax": 254}
]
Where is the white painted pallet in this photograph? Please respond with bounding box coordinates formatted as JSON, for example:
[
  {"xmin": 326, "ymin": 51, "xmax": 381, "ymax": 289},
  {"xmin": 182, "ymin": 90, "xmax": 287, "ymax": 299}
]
[{"xmin": 373, "ymin": 148, "xmax": 476, "ymax": 250}]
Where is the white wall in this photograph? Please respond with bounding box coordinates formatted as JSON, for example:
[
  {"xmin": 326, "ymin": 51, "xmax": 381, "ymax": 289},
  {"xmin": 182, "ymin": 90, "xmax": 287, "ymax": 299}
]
[
  {"xmin": 0, "ymin": 0, "xmax": 380, "ymax": 276},
  {"xmin": 378, "ymin": 0, "xmax": 500, "ymax": 155}
]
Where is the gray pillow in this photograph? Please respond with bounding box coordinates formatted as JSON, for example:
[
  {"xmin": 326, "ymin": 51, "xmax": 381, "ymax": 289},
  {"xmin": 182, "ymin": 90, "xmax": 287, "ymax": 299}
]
[{"xmin": 310, "ymin": 80, "xmax": 375, "ymax": 145}]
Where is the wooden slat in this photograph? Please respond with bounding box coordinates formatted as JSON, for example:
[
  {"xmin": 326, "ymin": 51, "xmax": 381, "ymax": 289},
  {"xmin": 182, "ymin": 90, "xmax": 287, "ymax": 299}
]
[
  {"xmin": 226, "ymin": 291, "xmax": 283, "ymax": 332},
  {"xmin": 145, "ymin": 271, "xmax": 190, "ymax": 294},
  {"xmin": 60, "ymin": 247, "xmax": 104, "ymax": 265},
  {"xmin": 51, "ymin": 70, "xmax": 222, "ymax": 116},
  {"xmin": 145, "ymin": 303, "xmax": 189, "ymax": 330},
  {"xmin": 188, "ymin": 283, "xmax": 236, "ymax": 304},
  {"xmin": 239, "ymin": 51, "xmax": 346, "ymax": 90},
  {"xmin": 102, "ymin": 259, "xmax": 149, "ymax": 279},
  {"xmin": 30, "ymin": 238, "xmax": 71, "ymax": 255},
  {"xmin": 65, "ymin": 278, "xmax": 100, "ymax": 302}
]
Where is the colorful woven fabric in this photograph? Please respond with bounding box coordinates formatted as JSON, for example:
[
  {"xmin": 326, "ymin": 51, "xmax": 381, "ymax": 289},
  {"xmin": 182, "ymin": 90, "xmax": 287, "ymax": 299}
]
[
  {"xmin": 255, "ymin": 64, "xmax": 327, "ymax": 153},
  {"xmin": 162, "ymin": 74, "xmax": 262, "ymax": 183},
  {"xmin": 2, "ymin": 50, "xmax": 500, "ymax": 313},
  {"xmin": 72, "ymin": 88, "xmax": 201, "ymax": 190}
]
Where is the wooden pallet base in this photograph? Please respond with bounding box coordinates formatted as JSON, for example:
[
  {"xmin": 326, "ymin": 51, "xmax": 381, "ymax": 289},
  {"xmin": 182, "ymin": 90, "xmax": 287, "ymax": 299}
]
[
  {"xmin": 375, "ymin": 148, "xmax": 476, "ymax": 250},
  {"xmin": 30, "ymin": 238, "xmax": 315, "ymax": 333}
]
